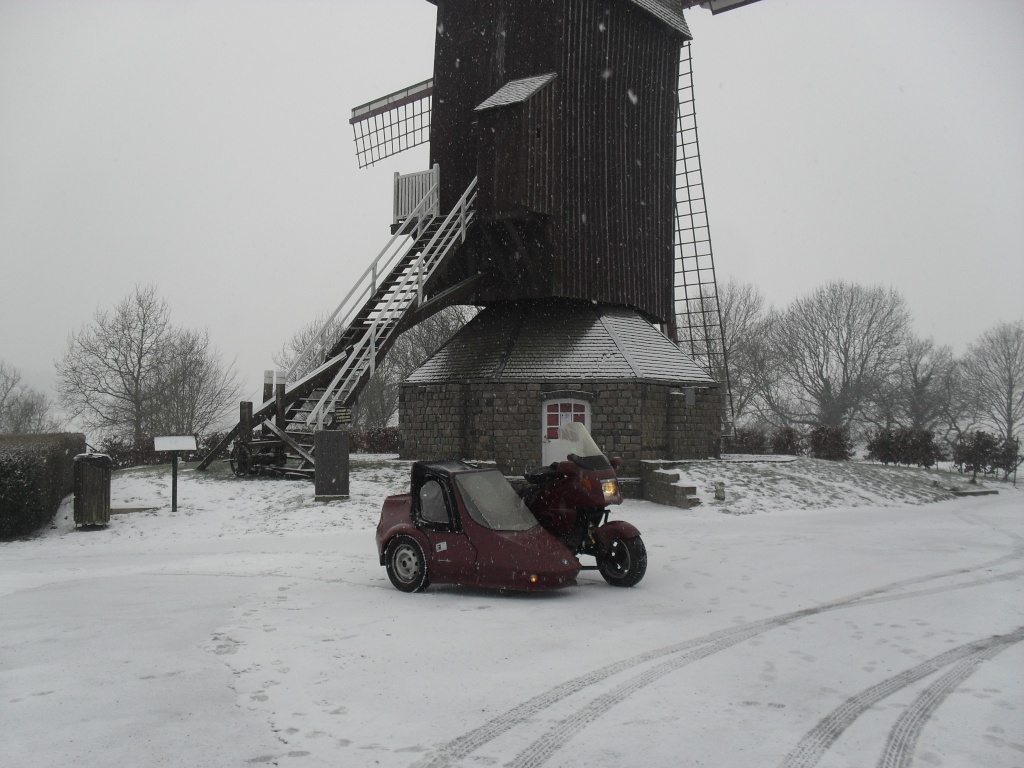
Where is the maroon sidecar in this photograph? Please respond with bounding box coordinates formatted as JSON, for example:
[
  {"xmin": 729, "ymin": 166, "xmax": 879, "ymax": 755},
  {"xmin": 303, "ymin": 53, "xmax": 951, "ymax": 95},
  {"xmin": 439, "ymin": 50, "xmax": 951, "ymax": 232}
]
[{"xmin": 375, "ymin": 460, "xmax": 580, "ymax": 592}]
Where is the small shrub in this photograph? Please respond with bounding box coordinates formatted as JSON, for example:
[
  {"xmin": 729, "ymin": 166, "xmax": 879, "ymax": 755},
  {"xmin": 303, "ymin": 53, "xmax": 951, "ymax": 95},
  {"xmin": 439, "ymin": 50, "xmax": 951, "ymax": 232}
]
[
  {"xmin": 808, "ymin": 425, "xmax": 853, "ymax": 461},
  {"xmin": 866, "ymin": 429, "xmax": 895, "ymax": 464},
  {"xmin": 98, "ymin": 436, "xmax": 160, "ymax": 469},
  {"xmin": 954, "ymin": 432, "xmax": 1019, "ymax": 481},
  {"xmin": 198, "ymin": 431, "xmax": 229, "ymax": 461},
  {"xmin": 906, "ymin": 428, "xmax": 945, "ymax": 468},
  {"xmin": 953, "ymin": 431, "xmax": 999, "ymax": 482},
  {"xmin": 867, "ymin": 427, "xmax": 943, "ymax": 467},
  {"xmin": 731, "ymin": 427, "xmax": 769, "ymax": 455},
  {"xmin": 993, "ymin": 437, "xmax": 1021, "ymax": 479},
  {"xmin": 349, "ymin": 427, "xmax": 400, "ymax": 454},
  {"xmin": 770, "ymin": 427, "xmax": 804, "ymax": 456}
]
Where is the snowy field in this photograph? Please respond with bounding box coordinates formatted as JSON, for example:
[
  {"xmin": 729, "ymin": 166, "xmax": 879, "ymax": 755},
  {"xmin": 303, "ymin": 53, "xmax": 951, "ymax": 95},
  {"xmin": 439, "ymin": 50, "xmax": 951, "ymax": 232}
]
[{"xmin": 1, "ymin": 456, "xmax": 1021, "ymax": 768}]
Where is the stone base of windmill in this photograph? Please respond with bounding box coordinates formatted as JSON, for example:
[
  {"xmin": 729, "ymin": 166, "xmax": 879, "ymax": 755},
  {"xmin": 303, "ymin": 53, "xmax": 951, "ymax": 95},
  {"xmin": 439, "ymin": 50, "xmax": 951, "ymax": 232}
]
[{"xmin": 399, "ymin": 300, "xmax": 722, "ymax": 478}]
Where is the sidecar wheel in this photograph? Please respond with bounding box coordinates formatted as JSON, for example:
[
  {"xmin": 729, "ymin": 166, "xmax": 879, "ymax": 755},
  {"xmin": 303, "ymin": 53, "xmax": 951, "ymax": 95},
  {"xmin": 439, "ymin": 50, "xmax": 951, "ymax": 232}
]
[
  {"xmin": 597, "ymin": 536, "xmax": 647, "ymax": 587},
  {"xmin": 385, "ymin": 535, "xmax": 430, "ymax": 593}
]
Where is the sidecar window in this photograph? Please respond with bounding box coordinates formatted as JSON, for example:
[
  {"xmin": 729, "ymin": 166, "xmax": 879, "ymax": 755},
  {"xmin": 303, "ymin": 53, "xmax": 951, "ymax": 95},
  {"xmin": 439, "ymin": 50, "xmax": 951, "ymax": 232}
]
[
  {"xmin": 419, "ymin": 480, "xmax": 450, "ymax": 525},
  {"xmin": 454, "ymin": 470, "xmax": 538, "ymax": 532}
]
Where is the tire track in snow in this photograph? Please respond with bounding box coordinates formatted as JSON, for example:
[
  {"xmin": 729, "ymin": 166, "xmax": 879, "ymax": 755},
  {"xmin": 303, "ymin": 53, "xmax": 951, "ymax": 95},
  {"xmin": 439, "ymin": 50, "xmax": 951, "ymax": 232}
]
[
  {"xmin": 505, "ymin": 575, "xmax": 1024, "ymax": 768},
  {"xmin": 506, "ymin": 621, "xmax": 772, "ymax": 768},
  {"xmin": 778, "ymin": 627, "xmax": 1024, "ymax": 768},
  {"xmin": 415, "ymin": 553, "xmax": 1023, "ymax": 768},
  {"xmin": 852, "ymin": 567, "xmax": 1024, "ymax": 608},
  {"xmin": 875, "ymin": 634, "xmax": 1022, "ymax": 768}
]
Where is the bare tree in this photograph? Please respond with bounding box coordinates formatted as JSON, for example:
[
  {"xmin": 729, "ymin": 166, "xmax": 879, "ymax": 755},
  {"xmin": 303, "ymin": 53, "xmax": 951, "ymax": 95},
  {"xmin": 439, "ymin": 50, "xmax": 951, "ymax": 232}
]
[
  {"xmin": 56, "ymin": 285, "xmax": 172, "ymax": 442},
  {"xmin": 869, "ymin": 336, "xmax": 954, "ymax": 432},
  {"xmin": 350, "ymin": 305, "xmax": 476, "ymax": 428},
  {"xmin": 148, "ymin": 328, "xmax": 242, "ymax": 436},
  {"xmin": 936, "ymin": 357, "xmax": 979, "ymax": 443},
  {"xmin": 964, "ymin": 320, "xmax": 1024, "ymax": 440},
  {"xmin": 272, "ymin": 313, "xmax": 346, "ymax": 380},
  {"xmin": 0, "ymin": 359, "xmax": 61, "ymax": 434},
  {"xmin": 56, "ymin": 285, "xmax": 239, "ymax": 442},
  {"xmin": 386, "ymin": 306, "xmax": 476, "ymax": 383},
  {"xmin": 763, "ymin": 282, "xmax": 911, "ymax": 428},
  {"xmin": 715, "ymin": 278, "xmax": 770, "ymax": 422},
  {"xmin": 0, "ymin": 360, "xmax": 20, "ymax": 421}
]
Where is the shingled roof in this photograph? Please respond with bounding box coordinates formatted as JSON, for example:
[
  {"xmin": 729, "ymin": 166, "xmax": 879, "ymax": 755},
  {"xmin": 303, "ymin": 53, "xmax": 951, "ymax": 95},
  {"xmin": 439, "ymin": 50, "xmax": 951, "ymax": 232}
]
[
  {"xmin": 475, "ymin": 73, "xmax": 557, "ymax": 112},
  {"xmin": 406, "ymin": 301, "xmax": 715, "ymax": 385},
  {"xmin": 423, "ymin": 1, "xmax": 691, "ymax": 40},
  {"xmin": 628, "ymin": 0, "xmax": 692, "ymax": 38}
]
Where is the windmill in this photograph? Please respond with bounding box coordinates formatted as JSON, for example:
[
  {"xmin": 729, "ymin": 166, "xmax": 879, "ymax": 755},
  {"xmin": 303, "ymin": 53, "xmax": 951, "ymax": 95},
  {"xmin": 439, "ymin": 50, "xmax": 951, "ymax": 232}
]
[{"xmin": 198, "ymin": 0, "xmax": 761, "ymax": 475}]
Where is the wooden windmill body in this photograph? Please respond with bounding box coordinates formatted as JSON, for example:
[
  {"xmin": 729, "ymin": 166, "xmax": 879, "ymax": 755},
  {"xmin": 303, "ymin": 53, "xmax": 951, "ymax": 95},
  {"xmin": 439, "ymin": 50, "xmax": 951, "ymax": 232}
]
[{"xmin": 426, "ymin": 0, "xmax": 683, "ymax": 324}]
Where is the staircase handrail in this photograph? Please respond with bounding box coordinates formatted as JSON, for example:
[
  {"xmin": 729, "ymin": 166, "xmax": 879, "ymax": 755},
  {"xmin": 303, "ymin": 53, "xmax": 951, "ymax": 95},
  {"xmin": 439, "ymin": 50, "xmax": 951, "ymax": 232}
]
[
  {"xmin": 285, "ymin": 178, "xmax": 440, "ymax": 380},
  {"xmin": 303, "ymin": 177, "xmax": 478, "ymax": 427}
]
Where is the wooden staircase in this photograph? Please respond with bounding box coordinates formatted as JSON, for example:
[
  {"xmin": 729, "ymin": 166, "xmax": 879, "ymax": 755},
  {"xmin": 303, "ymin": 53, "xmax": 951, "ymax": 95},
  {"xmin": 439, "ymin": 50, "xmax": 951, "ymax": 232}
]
[{"xmin": 196, "ymin": 176, "xmax": 477, "ymax": 472}]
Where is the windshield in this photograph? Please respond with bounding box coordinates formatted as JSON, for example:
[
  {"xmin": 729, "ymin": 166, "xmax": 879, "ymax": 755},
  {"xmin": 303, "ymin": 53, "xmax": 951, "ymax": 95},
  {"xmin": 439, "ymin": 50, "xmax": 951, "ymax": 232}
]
[
  {"xmin": 454, "ymin": 470, "xmax": 539, "ymax": 532},
  {"xmin": 545, "ymin": 421, "xmax": 605, "ymax": 463}
]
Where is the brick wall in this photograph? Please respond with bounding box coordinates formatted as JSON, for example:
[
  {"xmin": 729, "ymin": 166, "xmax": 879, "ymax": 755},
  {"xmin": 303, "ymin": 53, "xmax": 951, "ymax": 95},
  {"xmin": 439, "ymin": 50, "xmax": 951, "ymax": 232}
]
[
  {"xmin": 668, "ymin": 386, "xmax": 722, "ymax": 460},
  {"xmin": 400, "ymin": 379, "xmax": 721, "ymax": 474}
]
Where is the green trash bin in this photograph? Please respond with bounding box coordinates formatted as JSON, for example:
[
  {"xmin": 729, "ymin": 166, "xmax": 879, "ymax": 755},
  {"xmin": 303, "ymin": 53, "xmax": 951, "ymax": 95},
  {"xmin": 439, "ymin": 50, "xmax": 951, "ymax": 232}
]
[{"xmin": 74, "ymin": 453, "xmax": 112, "ymax": 527}]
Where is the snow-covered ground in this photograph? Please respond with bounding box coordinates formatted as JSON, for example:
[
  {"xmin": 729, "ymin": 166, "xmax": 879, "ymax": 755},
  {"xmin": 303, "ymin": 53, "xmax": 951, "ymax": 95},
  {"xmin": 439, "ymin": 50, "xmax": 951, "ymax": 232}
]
[{"xmin": 1, "ymin": 457, "xmax": 1021, "ymax": 768}]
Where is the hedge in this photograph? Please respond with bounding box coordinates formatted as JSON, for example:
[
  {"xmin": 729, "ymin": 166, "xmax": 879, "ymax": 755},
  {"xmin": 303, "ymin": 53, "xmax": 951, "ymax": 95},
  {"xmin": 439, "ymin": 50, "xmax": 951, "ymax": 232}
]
[
  {"xmin": 953, "ymin": 431, "xmax": 1021, "ymax": 481},
  {"xmin": 727, "ymin": 426, "xmax": 804, "ymax": 456},
  {"xmin": 807, "ymin": 425, "xmax": 854, "ymax": 461},
  {"xmin": 0, "ymin": 433, "xmax": 86, "ymax": 538},
  {"xmin": 866, "ymin": 427, "xmax": 946, "ymax": 468},
  {"xmin": 349, "ymin": 427, "xmax": 400, "ymax": 454}
]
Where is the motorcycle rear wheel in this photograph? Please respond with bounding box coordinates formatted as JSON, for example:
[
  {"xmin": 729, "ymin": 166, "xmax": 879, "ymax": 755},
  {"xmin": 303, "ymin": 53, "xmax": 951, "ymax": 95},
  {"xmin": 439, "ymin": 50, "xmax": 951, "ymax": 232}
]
[{"xmin": 597, "ymin": 536, "xmax": 647, "ymax": 587}]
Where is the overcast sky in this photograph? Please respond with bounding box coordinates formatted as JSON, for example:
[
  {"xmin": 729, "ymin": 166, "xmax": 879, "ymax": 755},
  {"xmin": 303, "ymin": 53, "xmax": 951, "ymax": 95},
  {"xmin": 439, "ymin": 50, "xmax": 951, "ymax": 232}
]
[{"xmin": 1, "ymin": 0, "xmax": 1021, "ymax": 407}]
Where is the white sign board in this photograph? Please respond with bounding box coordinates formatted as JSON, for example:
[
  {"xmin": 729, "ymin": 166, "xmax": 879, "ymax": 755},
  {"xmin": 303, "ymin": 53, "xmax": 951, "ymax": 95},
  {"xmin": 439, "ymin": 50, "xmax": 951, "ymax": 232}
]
[{"xmin": 154, "ymin": 435, "xmax": 198, "ymax": 452}]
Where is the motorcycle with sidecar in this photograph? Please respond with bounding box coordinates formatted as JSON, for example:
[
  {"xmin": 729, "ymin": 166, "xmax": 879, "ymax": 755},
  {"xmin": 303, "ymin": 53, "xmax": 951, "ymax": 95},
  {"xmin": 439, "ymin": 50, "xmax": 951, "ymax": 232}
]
[{"xmin": 375, "ymin": 423, "xmax": 646, "ymax": 592}]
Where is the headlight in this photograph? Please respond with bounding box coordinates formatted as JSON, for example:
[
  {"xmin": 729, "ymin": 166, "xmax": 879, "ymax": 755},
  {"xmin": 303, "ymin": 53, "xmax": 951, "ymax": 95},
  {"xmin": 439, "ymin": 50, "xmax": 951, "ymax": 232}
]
[{"xmin": 601, "ymin": 479, "xmax": 619, "ymax": 502}]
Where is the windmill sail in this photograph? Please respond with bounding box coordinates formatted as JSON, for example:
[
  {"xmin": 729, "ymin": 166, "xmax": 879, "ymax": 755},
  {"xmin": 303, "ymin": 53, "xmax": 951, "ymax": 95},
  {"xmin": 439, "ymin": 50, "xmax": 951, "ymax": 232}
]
[
  {"xmin": 674, "ymin": 41, "xmax": 735, "ymax": 433},
  {"xmin": 350, "ymin": 78, "xmax": 433, "ymax": 168}
]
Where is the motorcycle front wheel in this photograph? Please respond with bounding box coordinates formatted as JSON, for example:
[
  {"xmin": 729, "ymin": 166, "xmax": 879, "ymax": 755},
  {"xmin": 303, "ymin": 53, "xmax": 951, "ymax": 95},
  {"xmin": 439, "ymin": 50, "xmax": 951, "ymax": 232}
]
[{"xmin": 597, "ymin": 536, "xmax": 647, "ymax": 587}]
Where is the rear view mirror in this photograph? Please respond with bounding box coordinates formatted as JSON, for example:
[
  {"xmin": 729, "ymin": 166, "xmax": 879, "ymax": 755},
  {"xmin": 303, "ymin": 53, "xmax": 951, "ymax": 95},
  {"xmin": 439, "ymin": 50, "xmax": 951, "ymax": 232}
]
[{"xmin": 610, "ymin": 457, "xmax": 623, "ymax": 470}]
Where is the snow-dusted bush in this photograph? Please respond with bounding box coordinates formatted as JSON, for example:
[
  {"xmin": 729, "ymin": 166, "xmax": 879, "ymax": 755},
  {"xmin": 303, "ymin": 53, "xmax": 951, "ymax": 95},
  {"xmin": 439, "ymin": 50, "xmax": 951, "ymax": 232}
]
[
  {"xmin": 0, "ymin": 433, "xmax": 85, "ymax": 538},
  {"xmin": 953, "ymin": 431, "xmax": 1020, "ymax": 481},
  {"xmin": 770, "ymin": 427, "xmax": 804, "ymax": 456},
  {"xmin": 866, "ymin": 427, "xmax": 944, "ymax": 468},
  {"xmin": 730, "ymin": 427, "xmax": 769, "ymax": 454},
  {"xmin": 349, "ymin": 427, "xmax": 400, "ymax": 454},
  {"xmin": 807, "ymin": 426, "xmax": 853, "ymax": 461}
]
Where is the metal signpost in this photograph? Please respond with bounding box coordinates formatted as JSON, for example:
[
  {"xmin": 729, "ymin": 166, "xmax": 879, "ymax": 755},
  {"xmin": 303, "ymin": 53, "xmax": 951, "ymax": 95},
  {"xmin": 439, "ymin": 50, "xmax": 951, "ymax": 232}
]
[{"xmin": 154, "ymin": 436, "xmax": 198, "ymax": 512}]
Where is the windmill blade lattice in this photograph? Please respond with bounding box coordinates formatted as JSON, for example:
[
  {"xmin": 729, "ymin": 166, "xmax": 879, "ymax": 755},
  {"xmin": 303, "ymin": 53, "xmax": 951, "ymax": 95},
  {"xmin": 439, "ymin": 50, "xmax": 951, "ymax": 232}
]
[
  {"xmin": 350, "ymin": 79, "xmax": 433, "ymax": 168},
  {"xmin": 674, "ymin": 41, "xmax": 735, "ymax": 431}
]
